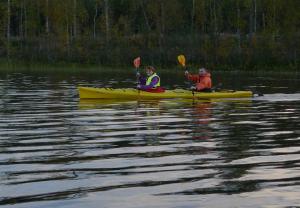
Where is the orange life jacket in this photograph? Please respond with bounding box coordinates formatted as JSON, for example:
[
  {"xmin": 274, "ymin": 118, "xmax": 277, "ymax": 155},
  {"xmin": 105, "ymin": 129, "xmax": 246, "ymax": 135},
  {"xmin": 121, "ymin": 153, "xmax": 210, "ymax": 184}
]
[{"xmin": 186, "ymin": 72, "xmax": 212, "ymax": 91}]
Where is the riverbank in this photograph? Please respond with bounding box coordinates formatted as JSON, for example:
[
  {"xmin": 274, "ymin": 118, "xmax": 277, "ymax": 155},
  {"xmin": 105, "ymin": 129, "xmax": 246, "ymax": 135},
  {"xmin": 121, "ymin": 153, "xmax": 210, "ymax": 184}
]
[
  {"xmin": 0, "ymin": 60, "xmax": 116, "ymax": 75},
  {"xmin": 0, "ymin": 59, "xmax": 298, "ymax": 76}
]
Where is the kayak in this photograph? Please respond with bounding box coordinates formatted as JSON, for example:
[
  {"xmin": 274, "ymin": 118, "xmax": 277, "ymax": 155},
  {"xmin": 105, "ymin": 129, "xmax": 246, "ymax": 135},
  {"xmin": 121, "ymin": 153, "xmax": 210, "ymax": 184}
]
[
  {"xmin": 78, "ymin": 87, "xmax": 253, "ymax": 99},
  {"xmin": 79, "ymin": 87, "xmax": 253, "ymax": 99}
]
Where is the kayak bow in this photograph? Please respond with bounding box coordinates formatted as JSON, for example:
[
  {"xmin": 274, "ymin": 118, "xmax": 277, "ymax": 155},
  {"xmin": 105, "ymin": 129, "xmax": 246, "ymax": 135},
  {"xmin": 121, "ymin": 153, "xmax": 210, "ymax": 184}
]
[{"xmin": 78, "ymin": 87, "xmax": 253, "ymax": 99}]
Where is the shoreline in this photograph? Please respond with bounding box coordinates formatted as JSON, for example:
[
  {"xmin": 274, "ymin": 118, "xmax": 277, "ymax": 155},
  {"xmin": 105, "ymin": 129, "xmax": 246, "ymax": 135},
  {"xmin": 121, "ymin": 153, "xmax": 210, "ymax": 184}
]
[{"xmin": 0, "ymin": 60, "xmax": 298, "ymax": 76}]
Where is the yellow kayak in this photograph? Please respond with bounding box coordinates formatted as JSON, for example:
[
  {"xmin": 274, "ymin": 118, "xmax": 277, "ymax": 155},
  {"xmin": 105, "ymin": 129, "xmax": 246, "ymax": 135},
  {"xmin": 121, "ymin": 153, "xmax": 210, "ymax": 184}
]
[{"xmin": 78, "ymin": 87, "xmax": 253, "ymax": 99}]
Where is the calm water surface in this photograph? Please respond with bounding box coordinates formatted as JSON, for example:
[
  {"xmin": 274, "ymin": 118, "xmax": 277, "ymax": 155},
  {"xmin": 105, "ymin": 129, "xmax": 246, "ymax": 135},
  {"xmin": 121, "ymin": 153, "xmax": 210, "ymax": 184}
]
[{"xmin": 0, "ymin": 71, "xmax": 300, "ymax": 208}]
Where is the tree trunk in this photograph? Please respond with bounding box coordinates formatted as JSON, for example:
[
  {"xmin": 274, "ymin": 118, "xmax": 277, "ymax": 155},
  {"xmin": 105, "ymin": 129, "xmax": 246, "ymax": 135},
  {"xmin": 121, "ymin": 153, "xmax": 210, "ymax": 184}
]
[
  {"xmin": 19, "ymin": 1, "xmax": 23, "ymax": 38},
  {"xmin": 66, "ymin": 15, "xmax": 70, "ymax": 58},
  {"xmin": 140, "ymin": 0, "xmax": 151, "ymax": 60},
  {"xmin": 160, "ymin": 1, "xmax": 165, "ymax": 35},
  {"xmin": 104, "ymin": 0, "xmax": 110, "ymax": 44},
  {"xmin": 272, "ymin": 0, "xmax": 276, "ymax": 41},
  {"xmin": 213, "ymin": 0, "xmax": 217, "ymax": 36},
  {"xmin": 46, "ymin": 0, "xmax": 50, "ymax": 61},
  {"xmin": 237, "ymin": 0, "xmax": 241, "ymax": 55},
  {"xmin": 253, "ymin": 0, "xmax": 256, "ymax": 33},
  {"xmin": 24, "ymin": 1, "xmax": 27, "ymax": 38},
  {"xmin": 140, "ymin": 0, "xmax": 151, "ymax": 32},
  {"xmin": 93, "ymin": 3, "xmax": 98, "ymax": 39},
  {"xmin": 191, "ymin": 0, "xmax": 195, "ymax": 34},
  {"xmin": 159, "ymin": 1, "xmax": 165, "ymax": 65},
  {"xmin": 7, "ymin": 0, "xmax": 11, "ymax": 60},
  {"xmin": 213, "ymin": 0, "xmax": 218, "ymax": 63},
  {"xmin": 201, "ymin": 1, "xmax": 206, "ymax": 34},
  {"xmin": 262, "ymin": 12, "xmax": 265, "ymax": 31},
  {"xmin": 73, "ymin": 0, "xmax": 77, "ymax": 39},
  {"xmin": 249, "ymin": 1, "xmax": 253, "ymax": 35},
  {"xmin": 46, "ymin": 0, "xmax": 49, "ymax": 34},
  {"xmin": 294, "ymin": 49, "xmax": 297, "ymax": 68}
]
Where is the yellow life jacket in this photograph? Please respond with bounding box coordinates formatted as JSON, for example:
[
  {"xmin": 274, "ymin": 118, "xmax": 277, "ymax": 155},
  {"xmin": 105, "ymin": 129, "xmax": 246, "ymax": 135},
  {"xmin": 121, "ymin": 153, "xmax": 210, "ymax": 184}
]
[{"xmin": 146, "ymin": 73, "xmax": 160, "ymax": 88}]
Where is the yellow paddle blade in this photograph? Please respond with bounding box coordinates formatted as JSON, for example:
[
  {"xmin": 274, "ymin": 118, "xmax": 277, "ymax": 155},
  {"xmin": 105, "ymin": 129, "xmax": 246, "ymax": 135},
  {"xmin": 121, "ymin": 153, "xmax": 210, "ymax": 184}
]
[{"xmin": 177, "ymin": 55, "xmax": 186, "ymax": 67}]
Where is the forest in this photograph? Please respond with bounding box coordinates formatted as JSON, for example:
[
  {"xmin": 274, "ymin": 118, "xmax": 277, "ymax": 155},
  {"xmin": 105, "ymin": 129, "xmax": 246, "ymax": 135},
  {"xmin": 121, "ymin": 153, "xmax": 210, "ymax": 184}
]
[{"xmin": 0, "ymin": 0, "xmax": 299, "ymax": 70}]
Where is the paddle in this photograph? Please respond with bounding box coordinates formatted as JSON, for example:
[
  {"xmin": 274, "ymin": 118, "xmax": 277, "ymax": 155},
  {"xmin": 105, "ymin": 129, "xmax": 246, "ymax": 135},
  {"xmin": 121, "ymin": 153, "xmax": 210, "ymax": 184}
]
[
  {"xmin": 177, "ymin": 54, "xmax": 195, "ymax": 91},
  {"xmin": 133, "ymin": 57, "xmax": 141, "ymax": 84}
]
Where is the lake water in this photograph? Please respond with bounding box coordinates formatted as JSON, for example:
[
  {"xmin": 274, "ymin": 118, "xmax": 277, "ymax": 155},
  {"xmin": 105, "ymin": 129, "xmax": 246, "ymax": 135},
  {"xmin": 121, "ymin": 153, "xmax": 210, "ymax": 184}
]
[{"xmin": 0, "ymin": 70, "xmax": 300, "ymax": 208}]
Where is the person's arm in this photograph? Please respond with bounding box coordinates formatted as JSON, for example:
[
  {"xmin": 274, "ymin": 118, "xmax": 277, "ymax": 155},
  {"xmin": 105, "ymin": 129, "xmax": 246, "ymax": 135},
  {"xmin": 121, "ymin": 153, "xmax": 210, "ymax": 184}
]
[
  {"xmin": 186, "ymin": 73, "xmax": 199, "ymax": 82},
  {"xmin": 138, "ymin": 76, "xmax": 147, "ymax": 85}
]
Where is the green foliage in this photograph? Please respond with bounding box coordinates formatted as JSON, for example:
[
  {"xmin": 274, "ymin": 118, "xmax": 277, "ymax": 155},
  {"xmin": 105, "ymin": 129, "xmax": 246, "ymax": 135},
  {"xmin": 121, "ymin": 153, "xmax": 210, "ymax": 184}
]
[{"xmin": 0, "ymin": 0, "xmax": 299, "ymax": 70}]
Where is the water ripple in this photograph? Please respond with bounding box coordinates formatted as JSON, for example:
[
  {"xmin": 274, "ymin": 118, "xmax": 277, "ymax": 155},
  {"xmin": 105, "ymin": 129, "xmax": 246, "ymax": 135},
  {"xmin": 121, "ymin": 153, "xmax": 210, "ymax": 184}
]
[{"xmin": 0, "ymin": 73, "xmax": 300, "ymax": 207}]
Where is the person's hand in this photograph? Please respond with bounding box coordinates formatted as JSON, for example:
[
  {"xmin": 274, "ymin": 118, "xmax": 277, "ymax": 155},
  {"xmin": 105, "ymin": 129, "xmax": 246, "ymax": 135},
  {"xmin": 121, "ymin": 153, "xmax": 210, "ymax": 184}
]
[
  {"xmin": 136, "ymin": 84, "xmax": 141, "ymax": 89},
  {"xmin": 185, "ymin": 70, "xmax": 189, "ymax": 76},
  {"xmin": 136, "ymin": 72, "xmax": 141, "ymax": 77}
]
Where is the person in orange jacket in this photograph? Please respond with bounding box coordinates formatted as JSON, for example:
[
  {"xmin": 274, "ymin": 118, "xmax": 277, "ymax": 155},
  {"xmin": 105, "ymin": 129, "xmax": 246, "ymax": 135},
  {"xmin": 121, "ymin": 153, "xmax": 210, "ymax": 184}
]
[{"xmin": 185, "ymin": 68, "xmax": 212, "ymax": 92}]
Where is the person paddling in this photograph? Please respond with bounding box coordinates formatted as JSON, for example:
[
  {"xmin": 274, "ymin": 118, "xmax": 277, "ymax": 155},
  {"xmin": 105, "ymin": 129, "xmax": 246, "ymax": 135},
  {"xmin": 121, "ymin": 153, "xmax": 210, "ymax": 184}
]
[
  {"xmin": 136, "ymin": 66, "xmax": 164, "ymax": 92},
  {"xmin": 185, "ymin": 68, "xmax": 212, "ymax": 92}
]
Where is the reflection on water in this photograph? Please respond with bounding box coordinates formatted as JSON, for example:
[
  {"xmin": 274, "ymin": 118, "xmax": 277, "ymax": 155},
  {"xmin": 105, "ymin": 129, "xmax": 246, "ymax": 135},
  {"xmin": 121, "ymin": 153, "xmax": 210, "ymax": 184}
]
[{"xmin": 0, "ymin": 73, "xmax": 300, "ymax": 208}]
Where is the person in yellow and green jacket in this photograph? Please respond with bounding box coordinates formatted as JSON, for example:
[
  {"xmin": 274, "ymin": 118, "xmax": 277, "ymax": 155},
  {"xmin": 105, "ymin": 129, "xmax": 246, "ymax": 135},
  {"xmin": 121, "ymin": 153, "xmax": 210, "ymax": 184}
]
[{"xmin": 136, "ymin": 66, "xmax": 165, "ymax": 92}]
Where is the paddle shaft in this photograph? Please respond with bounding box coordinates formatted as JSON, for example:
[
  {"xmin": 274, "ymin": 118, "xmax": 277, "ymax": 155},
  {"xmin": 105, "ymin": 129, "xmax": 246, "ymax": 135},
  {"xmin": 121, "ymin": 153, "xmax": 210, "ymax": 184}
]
[{"xmin": 136, "ymin": 68, "xmax": 140, "ymax": 84}]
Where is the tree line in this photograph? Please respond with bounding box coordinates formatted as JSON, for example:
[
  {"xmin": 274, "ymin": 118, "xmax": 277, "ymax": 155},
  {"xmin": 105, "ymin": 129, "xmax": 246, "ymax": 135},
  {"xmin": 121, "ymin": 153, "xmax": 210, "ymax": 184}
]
[{"xmin": 0, "ymin": 0, "xmax": 299, "ymax": 69}]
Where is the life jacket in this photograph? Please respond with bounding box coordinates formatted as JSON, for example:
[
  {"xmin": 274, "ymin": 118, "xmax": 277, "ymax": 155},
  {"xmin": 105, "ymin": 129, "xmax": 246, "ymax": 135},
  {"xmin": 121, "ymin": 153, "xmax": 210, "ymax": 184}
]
[
  {"xmin": 146, "ymin": 73, "xmax": 160, "ymax": 88},
  {"xmin": 187, "ymin": 72, "xmax": 212, "ymax": 91},
  {"xmin": 144, "ymin": 73, "xmax": 164, "ymax": 92}
]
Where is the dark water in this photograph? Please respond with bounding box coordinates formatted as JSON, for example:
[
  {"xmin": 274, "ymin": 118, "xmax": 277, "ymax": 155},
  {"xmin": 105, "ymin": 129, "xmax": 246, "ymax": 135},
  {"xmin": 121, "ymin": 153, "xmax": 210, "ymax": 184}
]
[{"xmin": 0, "ymin": 71, "xmax": 300, "ymax": 208}]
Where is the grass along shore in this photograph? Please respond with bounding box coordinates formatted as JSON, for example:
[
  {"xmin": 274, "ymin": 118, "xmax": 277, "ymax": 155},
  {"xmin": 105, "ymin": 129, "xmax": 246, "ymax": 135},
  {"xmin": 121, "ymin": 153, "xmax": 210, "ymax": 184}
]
[{"xmin": 0, "ymin": 59, "xmax": 298, "ymax": 76}]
